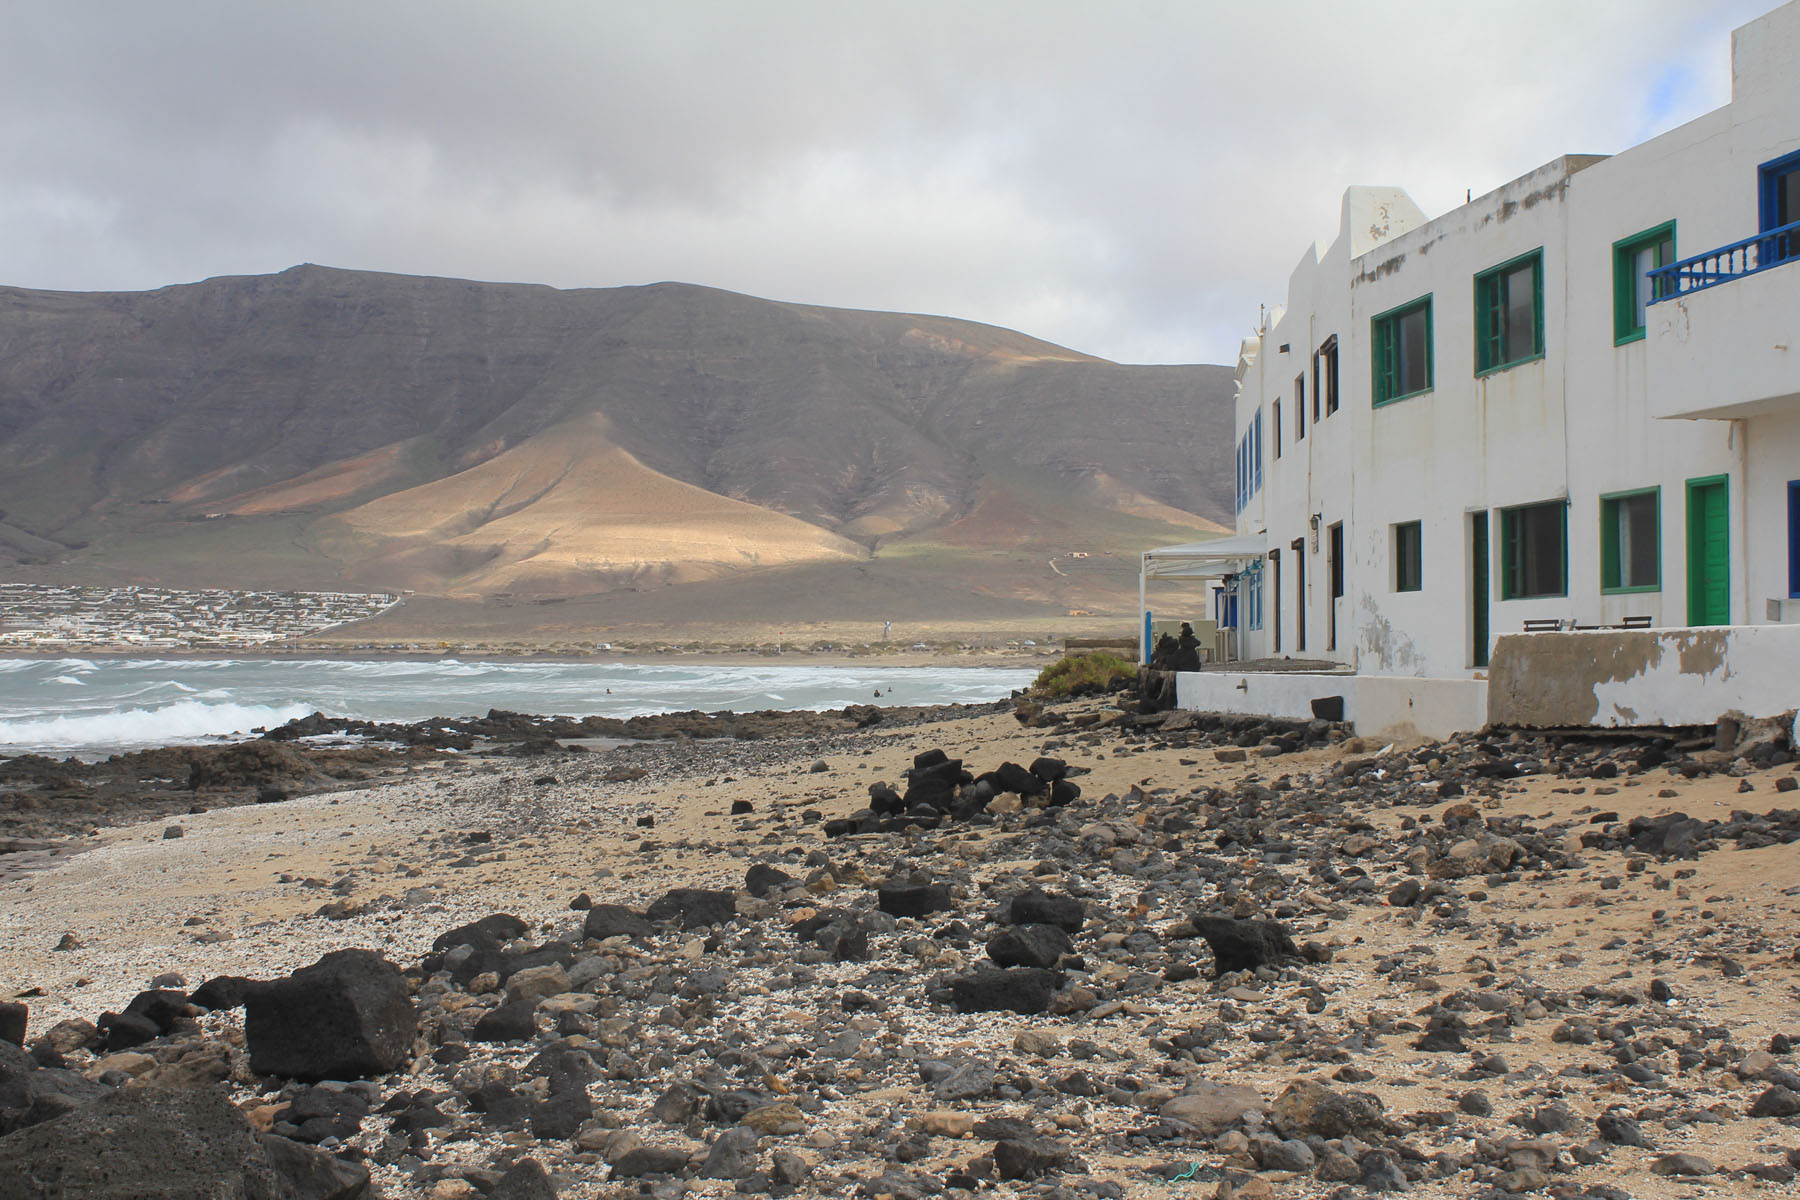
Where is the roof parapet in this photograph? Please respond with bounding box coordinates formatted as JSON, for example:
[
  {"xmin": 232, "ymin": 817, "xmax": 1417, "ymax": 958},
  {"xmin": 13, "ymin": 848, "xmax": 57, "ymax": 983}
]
[{"xmin": 1340, "ymin": 187, "xmax": 1428, "ymax": 259}]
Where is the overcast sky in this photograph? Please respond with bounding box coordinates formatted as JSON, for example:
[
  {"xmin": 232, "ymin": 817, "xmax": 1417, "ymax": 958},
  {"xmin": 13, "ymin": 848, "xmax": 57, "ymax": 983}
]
[{"xmin": 0, "ymin": 1, "xmax": 1776, "ymax": 364}]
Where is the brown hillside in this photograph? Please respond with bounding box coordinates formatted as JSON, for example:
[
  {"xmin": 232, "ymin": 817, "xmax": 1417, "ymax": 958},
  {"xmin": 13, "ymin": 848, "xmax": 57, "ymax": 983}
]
[{"xmin": 0, "ymin": 266, "xmax": 1234, "ymax": 626}]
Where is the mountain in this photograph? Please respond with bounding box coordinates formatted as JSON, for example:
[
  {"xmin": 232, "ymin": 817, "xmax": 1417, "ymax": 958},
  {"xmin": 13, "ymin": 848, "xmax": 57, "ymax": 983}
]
[{"xmin": 0, "ymin": 266, "xmax": 1233, "ymax": 628}]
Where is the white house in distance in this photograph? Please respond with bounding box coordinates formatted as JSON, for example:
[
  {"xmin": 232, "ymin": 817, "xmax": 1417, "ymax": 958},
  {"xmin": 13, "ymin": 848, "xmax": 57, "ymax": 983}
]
[{"xmin": 1157, "ymin": 0, "xmax": 1800, "ymax": 739}]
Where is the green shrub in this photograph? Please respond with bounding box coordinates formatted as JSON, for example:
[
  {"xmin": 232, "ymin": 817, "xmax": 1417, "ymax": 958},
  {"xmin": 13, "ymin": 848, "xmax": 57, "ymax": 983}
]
[{"xmin": 1029, "ymin": 650, "xmax": 1136, "ymax": 698}]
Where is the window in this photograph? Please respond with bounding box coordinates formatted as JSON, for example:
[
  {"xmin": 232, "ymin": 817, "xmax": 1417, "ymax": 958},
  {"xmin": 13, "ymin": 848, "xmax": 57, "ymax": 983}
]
[
  {"xmin": 1272, "ymin": 401, "xmax": 1282, "ymax": 459},
  {"xmin": 1294, "ymin": 374, "xmax": 1305, "ymax": 433},
  {"xmin": 1613, "ymin": 225, "xmax": 1675, "ymax": 344},
  {"xmin": 1292, "ymin": 537, "xmax": 1307, "ymax": 653},
  {"xmin": 1500, "ymin": 500, "xmax": 1567, "ymax": 599},
  {"xmin": 1788, "ymin": 481, "xmax": 1799, "ymax": 598},
  {"xmin": 1393, "ymin": 521, "xmax": 1422, "ymax": 592},
  {"xmin": 1372, "ymin": 297, "xmax": 1433, "ymax": 406},
  {"xmin": 1762, "ymin": 148, "xmax": 1800, "ymax": 265},
  {"xmin": 1600, "ymin": 488, "xmax": 1660, "ymax": 592},
  {"xmin": 1245, "ymin": 561, "xmax": 1263, "ymax": 630},
  {"xmin": 1475, "ymin": 250, "xmax": 1544, "ymax": 374},
  {"xmin": 1235, "ymin": 408, "xmax": 1264, "ymax": 513},
  {"xmin": 1328, "ymin": 523, "xmax": 1344, "ymax": 599},
  {"xmin": 1269, "ymin": 550, "xmax": 1281, "ymax": 653},
  {"xmin": 1314, "ymin": 337, "xmax": 1339, "ymax": 416}
]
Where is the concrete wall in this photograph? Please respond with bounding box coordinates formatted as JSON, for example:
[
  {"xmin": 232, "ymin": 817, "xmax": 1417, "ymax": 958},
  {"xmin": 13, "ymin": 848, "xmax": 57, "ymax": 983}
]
[
  {"xmin": 1357, "ymin": 676, "xmax": 1490, "ymax": 743},
  {"xmin": 1174, "ymin": 671, "xmax": 1489, "ymax": 742},
  {"xmin": 1177, "ymin": 671, "xmax": 1355, "ymax": 723},
  {"xmin": 1487, "ymin": 624, "xmax": 1800, "ymax": 727}
]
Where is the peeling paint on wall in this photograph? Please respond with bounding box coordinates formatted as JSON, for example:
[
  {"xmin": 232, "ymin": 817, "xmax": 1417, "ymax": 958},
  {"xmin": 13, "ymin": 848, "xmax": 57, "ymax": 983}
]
[
  {"xmin": 1359, "ymin": 595, "xmax": 1421, "ymax": 675},
  {"xmin": 1489, "ymin": 626, "xmax": 1799, "ymax": 728},
  {"xmin": 1673, "ymin": 630, "xmax": 1729, "ymax": 677}
]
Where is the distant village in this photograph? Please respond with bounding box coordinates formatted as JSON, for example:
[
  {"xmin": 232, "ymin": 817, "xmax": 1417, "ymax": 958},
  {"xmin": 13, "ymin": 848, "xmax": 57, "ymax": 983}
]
[{"xmin": 0, "ymin": 583, "xmax": 400, "ymax": 650}]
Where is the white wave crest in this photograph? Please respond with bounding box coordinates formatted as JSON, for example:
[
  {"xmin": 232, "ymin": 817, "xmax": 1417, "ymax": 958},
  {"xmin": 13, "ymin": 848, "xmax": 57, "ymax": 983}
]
[
  {"xmin": 49, "ymin": 675, "xmax": 86, "ymax": 685},
  {"xmin": 0, "ymin": 700, "xmax": 315, "ymax": 751}
]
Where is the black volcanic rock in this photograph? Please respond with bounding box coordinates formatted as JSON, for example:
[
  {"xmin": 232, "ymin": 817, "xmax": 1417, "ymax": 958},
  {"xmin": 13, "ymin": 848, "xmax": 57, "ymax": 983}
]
[
  {"xmin": 877, "ymin": 882, "xmax": 954, "ymax": 919},
  {"xmin": 944, "ymin": 967, "xmax": 1063, "ymax": 1014},
  {"xmin": 987, "ymin": 924, "xmax": 1073, "ymax": 968},
  {"xmin": 243, "ymin": 949, "xmax": 416, "ymax": 1080},
  {"xmin": 645, "ymin": 888, "xmax": 737, "ymax": 929},
  {"xmin": 0, "ymin": 1086, "xmax": 368, "ymax": 1200},
  {"xmin": 583, "ymin": 904, "xmax": 654, "ymax": 940},
  {"xmin": 433, "ymin": 913, "xmax": 528, "ymax": 953},
  {"xmin": 1190, "ymin": 915, "xmax": 1299, "ymax": 976},
  {"xmin": 1007, "ymin": 889, "xmax": 1086, "ymax": 932}
]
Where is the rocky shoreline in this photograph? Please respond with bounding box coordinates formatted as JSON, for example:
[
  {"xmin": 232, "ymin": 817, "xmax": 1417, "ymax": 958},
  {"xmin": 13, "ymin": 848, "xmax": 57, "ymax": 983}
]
[
  {"xmin": 2, "ymin": 690, "xmax": 1799, "ymax": 1199},
  {"xmin": 0, "ymin": 701, "xmax": 1003, "ymax": 846}
]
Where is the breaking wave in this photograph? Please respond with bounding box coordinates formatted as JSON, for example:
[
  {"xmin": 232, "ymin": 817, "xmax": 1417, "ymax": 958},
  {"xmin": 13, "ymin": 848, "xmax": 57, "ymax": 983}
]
[{"xmin": 0, "ymin": 700, "xmax": 314, "ymax": 753}]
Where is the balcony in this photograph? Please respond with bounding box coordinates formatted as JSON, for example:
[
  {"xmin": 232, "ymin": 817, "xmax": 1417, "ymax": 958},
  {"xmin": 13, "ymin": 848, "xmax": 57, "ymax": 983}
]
[
  {"xmin": 1647, "ymin": 218, "xmax": 1800, "ymax": 299},
  {"xmin": 1644, "ymin": 220, "xmax": 1800, "ymax": 422}
]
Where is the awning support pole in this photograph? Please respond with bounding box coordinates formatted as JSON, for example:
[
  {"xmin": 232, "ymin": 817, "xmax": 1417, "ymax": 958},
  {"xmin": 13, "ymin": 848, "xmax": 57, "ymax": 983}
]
[{"xmin": 1139, "ymin": 561, "xmax": 1149, "ymax": 664}]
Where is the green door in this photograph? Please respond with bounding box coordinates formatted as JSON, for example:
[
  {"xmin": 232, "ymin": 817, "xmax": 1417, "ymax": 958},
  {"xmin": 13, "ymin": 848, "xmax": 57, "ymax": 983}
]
[
  {"xmin": 1471, "ymin": 512, "xmax": 1490, "ymax": 668},
  {"xmin": 1686, "ymin": 476, "xmax": 1730, "ymax": 625}
]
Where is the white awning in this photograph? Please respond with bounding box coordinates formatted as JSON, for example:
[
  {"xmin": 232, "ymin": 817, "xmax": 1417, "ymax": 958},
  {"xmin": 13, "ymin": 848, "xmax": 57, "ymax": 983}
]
[{"xmin": 1140, "ymin": 533, "xmax": 1268, "ymax": 579}]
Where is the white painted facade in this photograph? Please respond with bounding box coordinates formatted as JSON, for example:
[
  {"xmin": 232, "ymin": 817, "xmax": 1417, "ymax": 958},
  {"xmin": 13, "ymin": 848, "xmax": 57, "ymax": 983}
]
[{"xmin": 1229, "ymin": 0, "xmax": 1800, "ymax": 682}]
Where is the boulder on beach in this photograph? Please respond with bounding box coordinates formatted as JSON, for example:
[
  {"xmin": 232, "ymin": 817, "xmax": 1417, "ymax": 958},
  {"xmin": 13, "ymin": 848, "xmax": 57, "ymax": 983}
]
[
  {"xmin": 877, "ymin": 881, "xmax": 954, "ymax": 919},
  {"xmin": 1269, "ymin": 1078, "xmax": 1387, "ymax": 1140},
  {"xmin": 582, "ymin": 903, "xmax": 654, "ymax": 940},
  {"xmin": 942, "ymin": 966, "xmax": 1063, "ymax": 1014},
  {"xmin": 0, "ymin": 1085, "xmax": 369, "ymax": 1200},
  {"xmin": 243, "ymin": 948, "xmax": 416, "ymax": 1081},
  {"xmin": 1006, "ymin": 888, "xmax": 1086, "ymax": 932},
  {"xmin": 0, "ymin": 1040, "xmax": 109, "ymax": 1136},
  {"xmin": 1189, "ymin": 914, "xmax": 1299, "ymax": 976},
  {"xmin": 986, "ymin": 923, "xmax": 1072, "ymax": 968},
  {"xmin": 432, "ymin": 913, "xmax": 528, "ymax": 953},
  {"xmin": 0, "ymin": 1002, "xmax": 26, "ymax": 1047},
  {"xmin": 645, "ymin": 888, "xmax": 737, "ymax": 929}
]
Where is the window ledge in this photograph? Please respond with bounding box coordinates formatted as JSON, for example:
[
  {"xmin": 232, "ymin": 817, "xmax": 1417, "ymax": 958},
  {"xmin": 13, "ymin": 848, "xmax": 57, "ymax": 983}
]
[
  {"xmin": 1476, "ymin": 351, "xmax": 1547, "ymax": 379},
  {"xmin": 1613, "ymin": 328, "xmax": 1647, "ymax": 347},
  {"xmin": 1373, "ymin": 387, "xmax": 1433, "ymax": 409},
  {"xmin": 1601, "ymin": 584, "xmax": 1661, "ymax": 595}
]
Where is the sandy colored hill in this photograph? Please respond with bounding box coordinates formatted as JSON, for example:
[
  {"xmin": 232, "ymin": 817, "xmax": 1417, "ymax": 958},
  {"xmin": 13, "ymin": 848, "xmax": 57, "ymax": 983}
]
[{"xmin": 324, "ymin": 417, "xmax": 864, "ymax": 595}]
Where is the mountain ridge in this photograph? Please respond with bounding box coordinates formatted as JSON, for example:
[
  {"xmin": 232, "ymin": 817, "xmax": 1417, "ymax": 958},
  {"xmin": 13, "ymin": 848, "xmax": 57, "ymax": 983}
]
[{"xmin": 0, "ymin": 266, "xmax": 1233, "ymax": 619}]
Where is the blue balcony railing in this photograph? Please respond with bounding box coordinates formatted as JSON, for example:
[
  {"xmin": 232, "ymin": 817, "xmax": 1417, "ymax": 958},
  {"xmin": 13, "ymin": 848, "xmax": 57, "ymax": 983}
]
[{"xmin": 1648, "ymin": 217, "xmax": 1800, "ymax": 302}]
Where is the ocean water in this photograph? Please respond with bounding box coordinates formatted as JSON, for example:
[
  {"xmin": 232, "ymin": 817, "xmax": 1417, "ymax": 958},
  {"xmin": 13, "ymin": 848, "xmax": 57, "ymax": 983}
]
[{"xmin": 0, "ymin": 657, "xmax": 1038, "ymax": 758}]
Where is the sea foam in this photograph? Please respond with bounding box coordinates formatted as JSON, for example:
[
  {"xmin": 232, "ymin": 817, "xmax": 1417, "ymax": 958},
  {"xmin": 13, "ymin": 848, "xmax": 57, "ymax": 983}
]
[{"xmin": 0, "ymin": 700, "xmax": 314, "ymax": 753}]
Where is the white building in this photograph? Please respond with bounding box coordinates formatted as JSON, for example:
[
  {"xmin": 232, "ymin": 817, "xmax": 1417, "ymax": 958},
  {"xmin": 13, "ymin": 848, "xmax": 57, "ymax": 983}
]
[{"xmin": 1188, "ymin": 0, "xmax": 1800, "ymax": 735}]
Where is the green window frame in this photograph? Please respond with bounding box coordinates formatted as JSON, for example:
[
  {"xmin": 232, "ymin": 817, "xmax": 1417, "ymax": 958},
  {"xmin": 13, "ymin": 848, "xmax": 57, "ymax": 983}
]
[
  {"xmin": 1393, "ymin": 521, "xmax": 1423, "ymax": 592},
  {"xmin": 1372, "ymin": 296, "xmax": 1433, "ymax": 406},
  {"xmin": 1600, "ymin": 487, "xmax": 1660, "ymax": 593},
  {"xmin": 1612, "ymin": 223, "xmax": 1676, "ymax": 344},
  {"xmin": 1499, "ymin": 499, "xmax": 1567, "ymax": 599},
  {"xmin": 1474, "ymin": 249, "xmax": 1545, "ymax": 375}
]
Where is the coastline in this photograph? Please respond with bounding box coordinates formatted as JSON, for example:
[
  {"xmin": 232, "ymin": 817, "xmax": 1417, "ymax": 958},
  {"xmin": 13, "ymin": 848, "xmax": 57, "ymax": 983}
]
[
  {"xmin": 2, "ymin": 691, "xmax": 1797, "ymax": 1198},
  {"xmin": 0, "ymin": 644, "xmax": 1063, "ymax": 670}
]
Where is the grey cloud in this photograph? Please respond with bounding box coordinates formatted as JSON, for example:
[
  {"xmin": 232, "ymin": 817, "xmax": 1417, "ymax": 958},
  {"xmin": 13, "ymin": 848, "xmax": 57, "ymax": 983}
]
[{"xmin": 0, "ymin": 0, "xmax": 1776, "ymax": 364}]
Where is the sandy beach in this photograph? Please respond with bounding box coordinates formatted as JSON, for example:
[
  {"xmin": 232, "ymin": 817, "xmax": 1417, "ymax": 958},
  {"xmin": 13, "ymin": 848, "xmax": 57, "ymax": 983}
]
[{"xmin": 3, "ymin": 693, "xmax": 1799, "ymax": 1199}]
